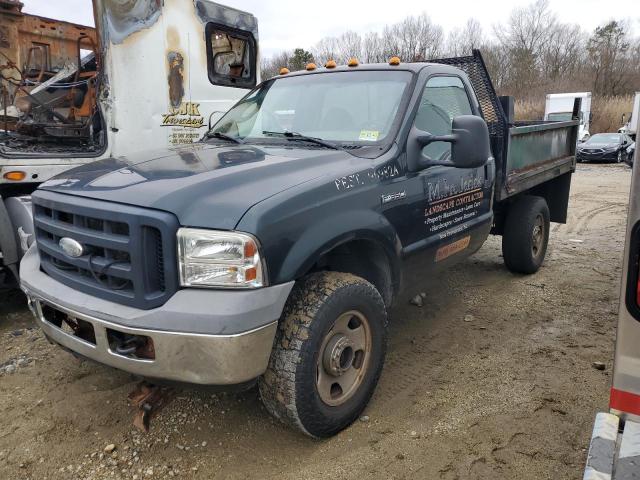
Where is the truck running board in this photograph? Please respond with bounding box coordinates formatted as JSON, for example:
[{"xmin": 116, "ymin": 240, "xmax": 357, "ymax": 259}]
[{"xmin": 584, "ymin": 412, "xmax": 640, "ymax": 479}]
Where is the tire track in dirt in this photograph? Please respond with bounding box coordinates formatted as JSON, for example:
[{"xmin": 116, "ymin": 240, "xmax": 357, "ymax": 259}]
[
  {"xmin": 561, "ymin": 202, "xmax": 627, "ymax": 235},
  {"xmin": 575, "ymin": 202, "xmax": 627, "ymax": 235}
]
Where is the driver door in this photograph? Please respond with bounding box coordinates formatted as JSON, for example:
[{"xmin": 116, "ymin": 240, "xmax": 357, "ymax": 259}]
[{"xmin": 406, "ymin": 75, "xmax": 494, "ymax": 270}]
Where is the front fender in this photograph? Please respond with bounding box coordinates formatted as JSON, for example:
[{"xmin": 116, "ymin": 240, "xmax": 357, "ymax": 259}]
[{"xmin": 274, "ymin": 208, "xmax": 402, "ymax": 288}]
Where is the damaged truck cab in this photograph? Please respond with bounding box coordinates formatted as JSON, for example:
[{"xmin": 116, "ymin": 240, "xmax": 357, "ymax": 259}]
[
  {"xmin": 0, "ymin": 0, "xmax": 259, "ymax": 285},
  {"xmin": 21, "ymin": 51, "xmax": 579, "ymax": 437}
]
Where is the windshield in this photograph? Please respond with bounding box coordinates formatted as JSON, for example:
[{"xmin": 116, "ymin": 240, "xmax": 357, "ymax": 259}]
[
  {"xmin": 586, "ymin": 133, "xmax": 621, "ymax": 144},
  {"xmin": 547, "ymin": 112, "xmax": 572, "ymax": 122},
  {"xmin": 547, "ymin": 111, "xmax": 584, "ymax": 123},
  {"xmin": 209, "ymin": 70, "xmax": 413, "ymax": 145}
]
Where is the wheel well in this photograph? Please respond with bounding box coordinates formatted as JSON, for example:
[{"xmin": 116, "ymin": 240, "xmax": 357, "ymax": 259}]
[
  {"xmin": 309, "ymin": 240, "xmax": 395, "ymax": 307},
  {"xmin": 491, "ymin": 172, "xmax": 572, "ymax": 235}
]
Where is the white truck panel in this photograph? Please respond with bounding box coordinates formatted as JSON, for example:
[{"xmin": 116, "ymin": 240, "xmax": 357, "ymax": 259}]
[{"xmin": 545, "ymin": 92, "xmax": 592, "ymax": 142}]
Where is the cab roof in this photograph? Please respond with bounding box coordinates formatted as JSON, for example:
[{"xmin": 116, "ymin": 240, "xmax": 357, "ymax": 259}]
[{"xmin": 274, "ymin": 62, "xmax": 455, "ymax": 78}]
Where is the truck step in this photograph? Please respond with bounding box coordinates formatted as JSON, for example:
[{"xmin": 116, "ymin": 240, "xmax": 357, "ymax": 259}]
[{"xmin": 584, "ymin": 412, "xmax": 640, "ymax": 479}]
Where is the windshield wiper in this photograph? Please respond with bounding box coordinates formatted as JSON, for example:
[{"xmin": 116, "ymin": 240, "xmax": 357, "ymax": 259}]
[
  {"xmin": 205, "ymin": 131, "xmax": 244, "ymax": 144},
  {"xmin": 262, "ymin": 131, "xmax": 343, "ymax": 151}
]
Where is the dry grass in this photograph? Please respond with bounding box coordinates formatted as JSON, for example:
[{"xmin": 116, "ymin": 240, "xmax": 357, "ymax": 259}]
[
  {"xmin": 514, "ymin": 99, "xmax": 545, "ymax": 123},
  {"xmin": 513, "ymin": 94, "xmax": 635, "ymax": 134},
  {"xmin": 591, "ymin": 95, "xmax": 634, "ymax": 134}
]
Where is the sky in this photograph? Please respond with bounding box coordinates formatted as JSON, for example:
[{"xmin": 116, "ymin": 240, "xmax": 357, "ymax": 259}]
[{"xmin": 20, "ymin": 0, "xmax": 640, "ymax": 59}]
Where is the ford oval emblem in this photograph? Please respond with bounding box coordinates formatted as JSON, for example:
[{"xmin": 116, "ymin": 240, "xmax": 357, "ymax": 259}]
[{"xmin": 59, "ymin": 237, "xmax": 84, "ymax": 258}]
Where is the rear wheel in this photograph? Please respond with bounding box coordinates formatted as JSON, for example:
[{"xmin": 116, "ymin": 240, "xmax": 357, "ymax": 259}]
[
  {"xmin": 502, "ymin": 196, "xmax": 550, "ymax": 274},
  {"xmin": 259, "ymin": 271, "xmax": 388, "ymax": 437}
]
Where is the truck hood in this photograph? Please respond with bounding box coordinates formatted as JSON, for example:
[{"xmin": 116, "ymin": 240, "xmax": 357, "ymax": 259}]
[{"xmin": 39, "ymin": 143, "xmax": 357, "ymax": 229}]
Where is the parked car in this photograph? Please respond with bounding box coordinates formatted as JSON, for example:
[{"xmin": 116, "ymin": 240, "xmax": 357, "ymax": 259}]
[
  {"xmin": 20, "ymin": 51, "xmax": 581, "ymax": 437},
  {"xmin": 576, "ymin": 133, "xmax": 634, "ymax": 163}
]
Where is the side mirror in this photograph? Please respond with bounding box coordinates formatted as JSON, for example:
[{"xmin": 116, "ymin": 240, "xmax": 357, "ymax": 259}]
[{"xmin": 407, "ymin": 115, "xmax": 490, "ymax": 171}]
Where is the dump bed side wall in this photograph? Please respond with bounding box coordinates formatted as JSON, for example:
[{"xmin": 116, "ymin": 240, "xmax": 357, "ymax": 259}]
[
  {"xmin": 496, "ymin": 119, "xmax": 578, "ymax": 202},
  {"xmin": 429, "ymin": 51, "xmax": 578, "ymax": 204}
]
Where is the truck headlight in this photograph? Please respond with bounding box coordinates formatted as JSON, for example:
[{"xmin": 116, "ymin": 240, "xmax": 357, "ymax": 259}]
[{"xmin": 177, "ymin": 228, "xmax": 265, "ymax": 288}]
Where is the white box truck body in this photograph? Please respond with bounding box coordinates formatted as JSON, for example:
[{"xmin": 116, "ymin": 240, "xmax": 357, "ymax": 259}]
[
  {"xmin": 545, "ymin": 92, "xmax": 592, "ymax": 142},
  {"xmin": 619, "ymin": 92, "xmax": 640, "ymax": 139},
  {"xmin": 0, "ymin": 0, "xmax": 260, "ymax": 286}
]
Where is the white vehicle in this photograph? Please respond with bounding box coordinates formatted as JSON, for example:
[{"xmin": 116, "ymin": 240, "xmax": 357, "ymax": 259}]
[
  {"xmin": 583, "ymin": 123, "xmax": 640, "ymax": 480},
  {"xmin": 619, "ymin": 92, "xmax": 640, "ymax": 140},
  {"xmin": 0, "ymin": 0, "xmax": 259, "ymax": 287},
  {"xmin": 545, "ymin": 92, "xmax": 592, "ymax": 142}
]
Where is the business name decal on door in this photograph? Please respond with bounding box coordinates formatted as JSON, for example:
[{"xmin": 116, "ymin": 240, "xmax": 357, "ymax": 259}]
[{"xmin": 424, "ymin": 174, "xmax": 484, "ymax": 237}]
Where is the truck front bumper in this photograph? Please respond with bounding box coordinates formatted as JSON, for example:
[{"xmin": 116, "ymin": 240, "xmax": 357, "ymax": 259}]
[{"xmin": 20, "ymin": 247, "xmax": 294, "ymax": 386}]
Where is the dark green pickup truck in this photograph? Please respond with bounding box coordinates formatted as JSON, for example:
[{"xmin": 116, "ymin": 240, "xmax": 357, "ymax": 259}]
[{"xmin": 20, "ymin": 50, "xmax": 579, "ymax": 437}]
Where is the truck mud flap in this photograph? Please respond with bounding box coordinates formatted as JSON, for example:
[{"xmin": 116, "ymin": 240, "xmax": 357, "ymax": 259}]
[{"xmin": 584, "ymin": 412, "xmax": 640, "ymax": 479}]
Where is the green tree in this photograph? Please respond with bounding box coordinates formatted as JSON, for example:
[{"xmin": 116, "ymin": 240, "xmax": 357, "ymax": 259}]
[
  {"xmin": 289, "ymin": 48, "xmax": 314, "ymax": 71},
  {"xmin": 587, "ymin": 21, "xmax": 631, "ymax": 95}
]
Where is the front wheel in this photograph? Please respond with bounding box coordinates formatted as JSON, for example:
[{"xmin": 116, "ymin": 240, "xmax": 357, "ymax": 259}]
[
  {"xmin": 502, "ymin": 196, "xmax": 550, "ymax": 274},
  {"xmin": 259, "ymin": 272, "xmax": 388, "ymax": 437},
  {"xmin": 617, "ymin": 150, "xmax": 624, "ymax": 163}
]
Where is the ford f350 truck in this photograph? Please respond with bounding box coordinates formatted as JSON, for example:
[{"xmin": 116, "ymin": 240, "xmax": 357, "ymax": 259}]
[
  {"xmin": 21, "ymin": 51, "xmax": 580, "ymax": 437},
  {"xmin": 0, "ymin": 0, "xmax": 258, "ymax": 288}
]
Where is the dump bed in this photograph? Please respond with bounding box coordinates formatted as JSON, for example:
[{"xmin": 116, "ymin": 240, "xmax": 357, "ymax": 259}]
[{"xmin": 431, "ymin": 50, "xmax": 579, "ymax": 202}]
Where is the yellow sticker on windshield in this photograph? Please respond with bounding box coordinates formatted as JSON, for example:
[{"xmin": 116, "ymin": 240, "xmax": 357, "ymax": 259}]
[{"xmin": 359, "ymin": 130, "xmax": 380, "ymax": 141}]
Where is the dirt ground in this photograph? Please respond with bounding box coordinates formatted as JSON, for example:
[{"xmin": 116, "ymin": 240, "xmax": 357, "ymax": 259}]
[{"xmin": 0, "ymin": 162, "xmax": 632, "ymax": 480}]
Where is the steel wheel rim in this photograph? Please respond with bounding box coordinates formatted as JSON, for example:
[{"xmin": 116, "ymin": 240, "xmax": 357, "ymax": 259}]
[
  {"xmin": 532, "ymin": 214, "xmax": 545, "ymax": 258},
  {"xmin": 316, "ymin": 310, "xmax": 372, "ymax": 407}
]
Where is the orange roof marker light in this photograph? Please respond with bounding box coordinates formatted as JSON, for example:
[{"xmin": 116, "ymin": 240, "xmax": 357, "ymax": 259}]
[
  {"xmin": 389, "ymin": 56, "xmax": 401, "ymax": 66},
  {"xmin": 347, "ymin": 58, "xmax": 359, "ymax": 67},
  {"xmin": 3, "ymin": 171, "xmax": 26, "ymax": 181},
  {"xmin": 306, "ymin": 63, "xmax": 317, "ymax": 71},
  {"xmin": 279, "ymin": 67, "xmax": 290, "ymax": 75},
  {"xmin": 325, "ymin": 59, "xmax": 337, "ymax": 69}
]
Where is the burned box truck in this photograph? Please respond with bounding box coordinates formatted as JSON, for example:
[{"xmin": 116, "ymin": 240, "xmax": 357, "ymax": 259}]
[{"xmin": 0, "ymin": 0, "xmax": 259, "ymax": 287}]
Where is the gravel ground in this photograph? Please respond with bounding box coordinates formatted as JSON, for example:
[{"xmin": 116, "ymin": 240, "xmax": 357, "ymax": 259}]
[{"xmin": 0, "ymin": 162, "xmax": 631, "ymax": 480}]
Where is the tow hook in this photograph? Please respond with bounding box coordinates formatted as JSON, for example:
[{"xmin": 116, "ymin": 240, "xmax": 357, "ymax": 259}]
[
  {"xmin": 114, "ymin": 336, "xmax": 143, "ymax": 356},
  {"xmin": 128, "ymin": 381, "xmax": 174, "ymax": 432},
  {"xmin": 108, "ymin": 331, "xmax": 155, "ymax": 359}
]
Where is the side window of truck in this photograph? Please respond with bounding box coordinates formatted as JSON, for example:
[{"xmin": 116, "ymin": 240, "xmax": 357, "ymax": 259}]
[
  {"xmin": 206, "ymin": 24, "xmax": 256, "ymax": 89},
  {"xmin": 414, "ymin": 76, "xmax": 473, "ymax": 161}
]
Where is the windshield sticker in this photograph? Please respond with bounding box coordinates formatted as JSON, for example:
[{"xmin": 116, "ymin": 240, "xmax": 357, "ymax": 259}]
[
  {"xmin": 359, "ymin": 130, "xmax": 380, "ymax": 141},
  {"xmin": 424, "ymin": 173, "xmax": 485, "ymax": 236},
  {"xmin": 435, "ymin": 236, "xmax": 471, "ymax": 262}
]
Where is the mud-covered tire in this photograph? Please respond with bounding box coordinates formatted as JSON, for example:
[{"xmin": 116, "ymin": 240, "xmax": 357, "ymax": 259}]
[
  {"xmin": 502, "ymin": 195, "xmax": 550, "ymax": 274},
  {"xmin": 259, "ymin": 271, "xmax": 388, "ymax": 438}
]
